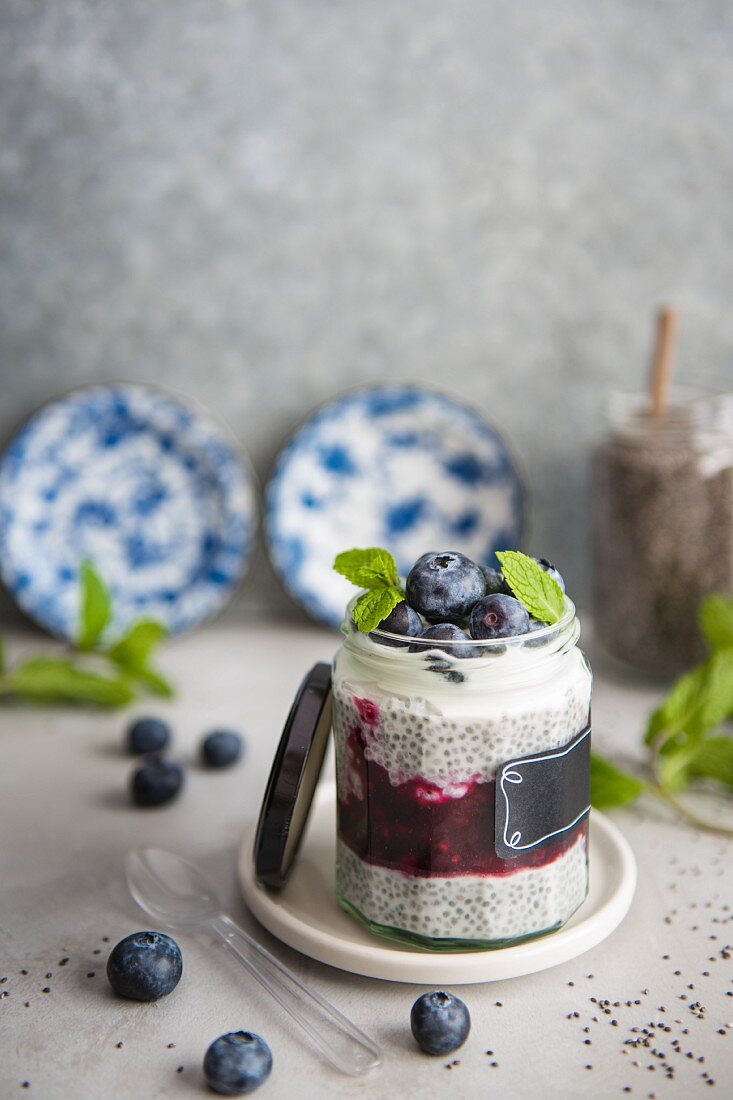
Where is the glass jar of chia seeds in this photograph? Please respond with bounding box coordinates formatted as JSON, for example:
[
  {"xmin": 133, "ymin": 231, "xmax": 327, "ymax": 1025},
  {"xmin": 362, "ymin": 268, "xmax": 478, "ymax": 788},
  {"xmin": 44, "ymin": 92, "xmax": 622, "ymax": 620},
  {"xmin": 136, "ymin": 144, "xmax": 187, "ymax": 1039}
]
[
  {"xmin": 331, "ymin": 600, "xmax": 592, "ymax": 951},
  {"xmin": 592, "ymin": 390, "xmax": 733, "ymax": 676}
]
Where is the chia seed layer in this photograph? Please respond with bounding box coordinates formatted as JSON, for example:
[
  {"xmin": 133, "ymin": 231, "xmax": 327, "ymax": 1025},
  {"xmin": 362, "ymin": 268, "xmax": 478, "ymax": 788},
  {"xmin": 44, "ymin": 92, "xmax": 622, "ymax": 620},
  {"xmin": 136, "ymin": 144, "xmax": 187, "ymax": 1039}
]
[
  {"xmin": 333, "ymin": 656, "xmax": 590, "ymax": 791},
  {"xmin": 337, "ymin": 833, "xmax": 588, "ymax": 943},
  {"xmin": 332, "ymin": 636, "xmax": 592, "ymax": 946}
]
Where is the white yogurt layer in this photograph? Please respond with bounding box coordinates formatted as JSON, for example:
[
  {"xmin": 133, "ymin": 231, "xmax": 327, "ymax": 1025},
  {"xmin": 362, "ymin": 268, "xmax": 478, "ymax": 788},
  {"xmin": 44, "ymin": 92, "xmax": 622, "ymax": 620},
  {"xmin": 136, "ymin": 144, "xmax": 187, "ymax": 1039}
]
[
  {"xmin": 337, "ymin": 834, "xmax": 588, "ymax": 943},
  {"xmin": 333, "ymin": 639, "xmax": 591, "ymax": 789}
]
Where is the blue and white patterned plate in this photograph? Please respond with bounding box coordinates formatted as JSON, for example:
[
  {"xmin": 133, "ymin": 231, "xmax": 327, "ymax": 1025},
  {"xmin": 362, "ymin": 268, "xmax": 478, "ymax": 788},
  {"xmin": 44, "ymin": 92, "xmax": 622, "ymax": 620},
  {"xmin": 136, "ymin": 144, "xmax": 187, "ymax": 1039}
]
[
  {"xmin": 265, "ymin": 385, "xmax": 526, "ymax": 627},
  {"xmin": 0, "ymin": 384, "xmax": 257, "ymax": 638}
]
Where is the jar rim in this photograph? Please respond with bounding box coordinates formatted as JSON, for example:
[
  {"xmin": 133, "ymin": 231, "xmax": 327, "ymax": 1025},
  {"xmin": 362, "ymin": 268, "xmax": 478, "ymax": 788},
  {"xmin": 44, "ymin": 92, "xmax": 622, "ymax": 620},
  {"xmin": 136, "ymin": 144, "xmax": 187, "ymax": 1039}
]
[
  {"xmin": 342, "ymin": 595, "xmax": 578, "ymax": 653},
  {"xmin": 603, "ymin": 387, "xmax": 733, "ymax": 442}
]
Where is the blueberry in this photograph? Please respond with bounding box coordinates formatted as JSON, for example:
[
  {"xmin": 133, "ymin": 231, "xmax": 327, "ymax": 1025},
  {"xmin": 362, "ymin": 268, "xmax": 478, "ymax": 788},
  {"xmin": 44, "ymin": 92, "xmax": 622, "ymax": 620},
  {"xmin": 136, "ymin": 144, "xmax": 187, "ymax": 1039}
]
[
  {"xmin": 525, "ymin": 617, "xmax": 550, "ymax": 648},
  {"xmin": 406, "ymin": 552, "xmax": 485, "ymax": 624},
  {"xmin": 480, "ymin": 565, "xmax": 510, "ymax": 596},
  {"xmin": 470, "ymin": 593, "xmax": 530, "ymax": 639},
  {"xmin": 410, "ymin": 990, "xmax": 471, "ymax": 1055},
  {"xmin": 106, "ymin": 931, "xmax": 182, "ymax": 1001},
  {"xmin": 370, "ymin": 601, "xmax": 423, "ymax": 647},
  {"xmin": 409, "ymin": 624, "xmax": 476, "ymax": 659},
  {"xmin": 130, "ymin": 757, "xmax": 184, "ymax": 807},
  {"xmin": 201, "ymin": 730, "xmax": 244, "ymax": 769},
  {"xmin": 203, "ymin": 1032, "xmax": 273, "ymax": 1095},
  {"xmin": 535, "ymin": 557, "xmax": 566, "ymax": 593},
  {"xmin": 126, "ymin": 716, "xmax": 171, "ymax": 755}
]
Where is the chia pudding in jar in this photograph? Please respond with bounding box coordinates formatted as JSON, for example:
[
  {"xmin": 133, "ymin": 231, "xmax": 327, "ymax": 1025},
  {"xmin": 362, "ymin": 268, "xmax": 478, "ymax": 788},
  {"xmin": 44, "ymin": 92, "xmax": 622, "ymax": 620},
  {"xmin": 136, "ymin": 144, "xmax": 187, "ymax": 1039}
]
[
  {"xmin": 593, "ymin": 391, "xmax": 733, "ymax": 676},
  {"xmin": 331, "ymin": 551, "xmax": 592, "ymax": 951}
]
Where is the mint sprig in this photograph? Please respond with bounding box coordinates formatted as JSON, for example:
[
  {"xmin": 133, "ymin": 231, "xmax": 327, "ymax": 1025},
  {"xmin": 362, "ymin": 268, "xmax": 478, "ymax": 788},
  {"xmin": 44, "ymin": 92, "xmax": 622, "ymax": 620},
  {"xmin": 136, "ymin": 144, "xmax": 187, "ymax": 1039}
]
[
  {"xmin": 333, "ymin": 547, "xmax": 405, "ymax": 632},
  {"xmin": 592, "ymin": 591, "xmax": 733, "ymax": 834},
  {"xmin": 590, "ymin": 753, "xmax": 645, "ymax": 810},
  {"xmin": 0, "ymin": 562, "xmax": 174, "ymax": 709},
  {"xmin": 495, "ymin": 550, "xmax": 565, "ymax": 624}
]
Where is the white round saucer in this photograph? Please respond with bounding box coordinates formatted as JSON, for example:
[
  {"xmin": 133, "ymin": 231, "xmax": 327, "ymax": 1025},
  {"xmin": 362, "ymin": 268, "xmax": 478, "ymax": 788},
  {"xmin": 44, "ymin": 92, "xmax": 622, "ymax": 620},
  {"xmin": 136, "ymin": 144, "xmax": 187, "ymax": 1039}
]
[{"xmin": 238, "ymin": 784, "xmax": 636, "ymax": 985}]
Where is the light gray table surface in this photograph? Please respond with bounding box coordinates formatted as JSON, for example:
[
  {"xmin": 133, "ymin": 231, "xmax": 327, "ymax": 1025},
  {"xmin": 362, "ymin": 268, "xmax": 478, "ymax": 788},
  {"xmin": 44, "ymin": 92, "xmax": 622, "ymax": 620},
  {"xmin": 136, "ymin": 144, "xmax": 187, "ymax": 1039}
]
[{"xmin": 1, "ymin": 615, "xmax": 731, "ymax": 1099}]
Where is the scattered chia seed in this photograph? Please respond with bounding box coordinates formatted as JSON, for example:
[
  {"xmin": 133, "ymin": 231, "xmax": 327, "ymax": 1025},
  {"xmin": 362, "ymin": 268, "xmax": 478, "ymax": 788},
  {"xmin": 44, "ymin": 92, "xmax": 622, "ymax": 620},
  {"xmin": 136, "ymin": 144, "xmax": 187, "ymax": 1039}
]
[{"xmin": 41, "ymin": 987, "xmax": 50, "ymax": 994}]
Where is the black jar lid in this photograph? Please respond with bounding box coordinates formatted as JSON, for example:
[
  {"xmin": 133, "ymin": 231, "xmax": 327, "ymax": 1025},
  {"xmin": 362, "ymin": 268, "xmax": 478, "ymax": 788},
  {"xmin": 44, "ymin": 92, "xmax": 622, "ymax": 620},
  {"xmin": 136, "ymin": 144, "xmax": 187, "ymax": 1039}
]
[{"xmin": 253, "ymin": 662, "xmax": 333, "ymax": 890}]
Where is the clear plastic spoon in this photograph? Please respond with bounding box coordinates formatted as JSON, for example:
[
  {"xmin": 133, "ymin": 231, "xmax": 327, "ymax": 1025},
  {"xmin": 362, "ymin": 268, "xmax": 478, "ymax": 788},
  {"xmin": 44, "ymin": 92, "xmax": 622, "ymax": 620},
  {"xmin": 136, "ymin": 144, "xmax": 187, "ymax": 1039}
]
[{"xmin": 124, "ymin": 847, "xmax": 382, "ymax": 1077}]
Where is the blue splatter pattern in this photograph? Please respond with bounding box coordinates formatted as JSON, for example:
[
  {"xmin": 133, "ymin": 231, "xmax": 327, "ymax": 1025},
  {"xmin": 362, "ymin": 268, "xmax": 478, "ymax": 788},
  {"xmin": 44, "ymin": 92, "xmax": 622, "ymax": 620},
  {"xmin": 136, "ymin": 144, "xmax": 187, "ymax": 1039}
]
[
  {"xmin": 0, "ymin": 384, "xmax": 256, "ymax": 638},
  {"xmin": 265, "ymin": 385, "xmax": 525, "ymax": 627}
]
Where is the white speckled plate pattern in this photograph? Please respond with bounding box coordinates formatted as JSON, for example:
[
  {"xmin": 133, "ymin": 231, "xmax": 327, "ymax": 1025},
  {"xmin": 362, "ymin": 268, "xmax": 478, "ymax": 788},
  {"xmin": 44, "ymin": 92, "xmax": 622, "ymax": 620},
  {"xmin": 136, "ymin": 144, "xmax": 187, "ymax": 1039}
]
[
  {"xmin": 264, "ymin": 386, "xmax": 526, "ymax": 627},
  {"xmin": 0, "ymin": 384, "xmax": 257, "ymax": 638}
]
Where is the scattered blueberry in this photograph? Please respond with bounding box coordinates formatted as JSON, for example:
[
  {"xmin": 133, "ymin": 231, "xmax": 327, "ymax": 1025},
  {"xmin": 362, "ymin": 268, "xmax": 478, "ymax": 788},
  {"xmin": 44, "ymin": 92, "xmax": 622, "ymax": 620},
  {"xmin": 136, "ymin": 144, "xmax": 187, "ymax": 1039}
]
[
  {"xmin": 126, "ymin": 716, "xmax": 171, "ymax": 755},
  {"xmin": 409, "ymin": 624, "xmax": 476, "ymax": 659},
  {"xmin": 410, "ymin": 990, "xmax": 471, "ymax": 1055},
  {"xmin": 106, "ymin": 932, "xmax": 182, "ymax": 1002},
  {"xmin": 201, "ymin": 730, "xmax": 244, "ymax": 769},
  {"xmin": 371, "ymin": 600, "xmax": 423, "ymax": 646},
  {"xmin": 203, "ymin": 1031, "xmax": 273, "ymax": 1095},
  {"xmin": 535, "ymin": 557, "xmax": 566, "ymax": 593},
  {"xmin": 470, "ymin": 593, "xmax": 530, "ymax": 639},
  {"xmin": 406, "ymin": 551, "xmax": 485, "ymax": 624},
  {"xmin": 479, "ymin": 565, "xmax": 509, "ymax": 596},
  {"xmin": 130, "ymin": 757, "xmax": 184, "ymax": 807}
]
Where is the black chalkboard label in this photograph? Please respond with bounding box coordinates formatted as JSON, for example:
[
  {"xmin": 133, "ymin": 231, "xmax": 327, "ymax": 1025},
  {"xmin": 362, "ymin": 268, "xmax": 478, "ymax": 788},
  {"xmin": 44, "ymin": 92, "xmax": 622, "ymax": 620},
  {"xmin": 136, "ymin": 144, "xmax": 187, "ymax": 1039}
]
[{"xmin": 495, "ymin": 725, "xmax": 591, "ymax": 859}]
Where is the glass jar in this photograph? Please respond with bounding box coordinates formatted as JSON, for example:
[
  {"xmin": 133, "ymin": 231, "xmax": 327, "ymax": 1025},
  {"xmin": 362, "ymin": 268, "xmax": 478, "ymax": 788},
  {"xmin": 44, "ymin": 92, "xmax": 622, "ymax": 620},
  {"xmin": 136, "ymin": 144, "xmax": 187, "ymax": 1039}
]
[
  {"xmin": 331, "ymin": 602, "xmax": 592, "ymax": 951},
  {"xmin": 593, "ymin": 390, "xmax": 733, "ymax": 676}
]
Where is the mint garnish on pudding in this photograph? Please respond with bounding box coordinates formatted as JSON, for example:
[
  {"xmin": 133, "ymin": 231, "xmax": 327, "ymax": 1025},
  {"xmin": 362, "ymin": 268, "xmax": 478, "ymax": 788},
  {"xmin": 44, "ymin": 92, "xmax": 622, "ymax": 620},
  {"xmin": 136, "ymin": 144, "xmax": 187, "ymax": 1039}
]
[
  {"xmin": 333, "ymin": 547, "xmax": 406, "ymax": 633},
  {"xmin": 333, "ymin": 545, "xmax": 567, "ymax": 640},
  {"xmin": 496, "ymin": 550, "xmax": 565, "ymax": 624}
]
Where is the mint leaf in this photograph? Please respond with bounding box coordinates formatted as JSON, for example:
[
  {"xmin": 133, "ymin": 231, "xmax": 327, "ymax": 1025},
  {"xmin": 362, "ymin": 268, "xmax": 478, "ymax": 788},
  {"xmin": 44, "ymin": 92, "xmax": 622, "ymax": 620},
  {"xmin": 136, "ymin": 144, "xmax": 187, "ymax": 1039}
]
[
  {"xmin": 590, "ymin": 752, "xmax": 645, "ymax": 809},
  {"xmin": 700, "ymin": 593, "xmax": 733, "ymax": 652},
  {"xmin": 77, "ymin": 560, "xmax": 112, "ymax": 650},
  {"xmin": 688, "ymin": 735, "xmax": 733, "ymax": 789},
  {"xmin": 657, "ymin": 734, "xmax": 733, "ymax": 793},
  {"xmin": 495, "ymin": 551, "xmax": 565, "ymax": 624},
  {"xmin": 647, "ymin": 650, "xmax": 733, "ymax": 746},
  {"xmin": 107, "ymin": 620, "xmax": 174, "ymax": 699},
  {"xmin": 334, "ymin": 548, "xmax": 400, "ymax": 590},
  {"xmin": 0, "ymin": 658, "xmax": 134, "ymax": 708},
  {"xmin": 646, "ymin": 664, "xmax": 708, "ymax": 745},
  {"xmin": 352, "ymin": 587, "xmax": 404, "ymax": 633},
  {"xmin": 656, "ymin": 742, "xmax": 698, "ymax": 792}
]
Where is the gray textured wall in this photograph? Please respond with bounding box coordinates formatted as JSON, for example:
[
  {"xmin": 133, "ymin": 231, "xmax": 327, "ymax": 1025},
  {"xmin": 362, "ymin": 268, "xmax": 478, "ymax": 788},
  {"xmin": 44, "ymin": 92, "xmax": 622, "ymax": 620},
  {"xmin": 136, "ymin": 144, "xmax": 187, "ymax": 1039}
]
[{"xmin": 1, "ymin": 0, "xmax": 732, "ymax": 623}]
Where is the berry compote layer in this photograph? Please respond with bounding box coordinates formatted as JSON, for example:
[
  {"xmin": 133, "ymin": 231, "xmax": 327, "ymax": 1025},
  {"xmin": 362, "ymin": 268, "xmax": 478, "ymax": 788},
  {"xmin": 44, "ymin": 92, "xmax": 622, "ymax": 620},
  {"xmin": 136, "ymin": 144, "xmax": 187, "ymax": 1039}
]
[{"xmin": 332, "ymin": 620, "xmax": 591, "ymax": 949}]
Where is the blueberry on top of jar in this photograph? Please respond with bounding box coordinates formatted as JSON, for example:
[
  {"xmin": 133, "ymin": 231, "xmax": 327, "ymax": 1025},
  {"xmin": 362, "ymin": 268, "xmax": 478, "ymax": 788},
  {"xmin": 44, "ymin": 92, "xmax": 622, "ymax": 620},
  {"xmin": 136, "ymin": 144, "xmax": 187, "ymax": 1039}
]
[
  {"xmin": 371, "ymin": 600, "xmax": 423, "ymax": 646},
  {"xmin": 480, "ymin": 565, "xmax": 510, "ymax": 596},
  {"xmin": 470, "ymin": 593, "xmax": 530, "ymax": 639},
  {"xmin": 409, "ymin": 623, "xmax": 477, "ymax": 659},
  {"xmin": 406, "ymin": 551, "xmax": 485, "ymax": 624}
]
